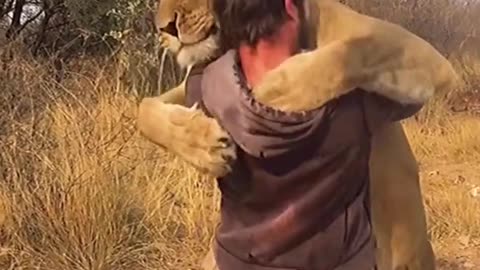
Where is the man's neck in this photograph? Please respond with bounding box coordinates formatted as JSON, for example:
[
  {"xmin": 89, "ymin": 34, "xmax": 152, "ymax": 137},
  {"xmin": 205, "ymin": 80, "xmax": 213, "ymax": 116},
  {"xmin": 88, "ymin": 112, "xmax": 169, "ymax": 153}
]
[{"xmin": 238, "ymin": 23, "xmax": 298, "ymax": 89}]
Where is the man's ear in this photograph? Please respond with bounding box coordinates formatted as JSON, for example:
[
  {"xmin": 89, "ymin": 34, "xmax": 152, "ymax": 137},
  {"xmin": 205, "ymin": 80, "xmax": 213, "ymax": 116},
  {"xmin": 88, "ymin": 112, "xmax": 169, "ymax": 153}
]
[{"xmin": 285, "ymin": 0, "xmax": 299, "ymax": 21}]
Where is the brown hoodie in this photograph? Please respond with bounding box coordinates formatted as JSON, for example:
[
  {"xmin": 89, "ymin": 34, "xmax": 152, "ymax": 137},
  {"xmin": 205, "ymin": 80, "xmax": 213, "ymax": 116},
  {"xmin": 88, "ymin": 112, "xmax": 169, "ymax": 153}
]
[{"xmin": 185, "ymin": 50, "xmax": 422, "ymax": 270}]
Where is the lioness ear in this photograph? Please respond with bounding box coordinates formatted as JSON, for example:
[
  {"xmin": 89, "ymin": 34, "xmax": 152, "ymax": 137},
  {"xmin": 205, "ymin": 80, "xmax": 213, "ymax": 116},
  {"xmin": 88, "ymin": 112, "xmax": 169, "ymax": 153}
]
[{"xmin": 285, "ymin": 0, "xmax": 300, "ymax": 21}]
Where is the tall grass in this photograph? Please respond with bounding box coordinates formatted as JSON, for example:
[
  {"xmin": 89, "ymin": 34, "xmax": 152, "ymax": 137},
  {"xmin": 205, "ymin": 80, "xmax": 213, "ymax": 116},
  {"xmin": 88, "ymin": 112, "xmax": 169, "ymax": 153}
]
[{"xmin": 0, "ymin": 55, "xmax": 219, "ymax": 269}]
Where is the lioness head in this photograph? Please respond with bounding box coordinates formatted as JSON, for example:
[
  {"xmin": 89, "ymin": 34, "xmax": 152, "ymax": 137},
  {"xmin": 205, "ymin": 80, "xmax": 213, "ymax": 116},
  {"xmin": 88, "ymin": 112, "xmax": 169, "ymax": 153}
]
[{"xmin": 155, "ymin": 0, "xmax": 221, "ymax": 68}]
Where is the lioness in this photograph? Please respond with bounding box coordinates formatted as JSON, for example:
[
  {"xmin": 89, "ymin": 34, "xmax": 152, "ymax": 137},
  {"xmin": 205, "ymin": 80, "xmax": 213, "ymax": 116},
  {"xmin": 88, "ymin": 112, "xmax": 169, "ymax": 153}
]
[{"xmin": 138, "ymin": 0, "xmax": 458, "ymax": 269}]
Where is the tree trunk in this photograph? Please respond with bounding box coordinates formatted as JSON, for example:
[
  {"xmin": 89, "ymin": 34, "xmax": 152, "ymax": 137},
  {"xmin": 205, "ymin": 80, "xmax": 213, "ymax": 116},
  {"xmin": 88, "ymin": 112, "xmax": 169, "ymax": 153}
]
[
  {"xmin": 6, "ymin": 0, "xmax": 26, "ymax": 40},
  {"xmin": 32, "ymin": 4, "xmax": 53, "ymax": 56}
]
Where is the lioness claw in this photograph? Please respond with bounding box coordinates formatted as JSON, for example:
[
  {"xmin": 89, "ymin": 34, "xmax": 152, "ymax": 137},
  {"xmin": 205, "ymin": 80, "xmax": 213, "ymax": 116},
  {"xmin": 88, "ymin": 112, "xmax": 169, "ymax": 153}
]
[{"xmin": 138, "ymin": 99, "xmax": 236, "ymax": 177}]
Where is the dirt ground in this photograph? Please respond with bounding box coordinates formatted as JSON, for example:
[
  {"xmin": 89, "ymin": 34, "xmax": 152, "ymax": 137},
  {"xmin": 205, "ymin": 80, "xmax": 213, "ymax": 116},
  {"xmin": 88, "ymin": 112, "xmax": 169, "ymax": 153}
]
[{"xmin": 422, "ymin": 163, "xmax": 480, "ymax": 269}]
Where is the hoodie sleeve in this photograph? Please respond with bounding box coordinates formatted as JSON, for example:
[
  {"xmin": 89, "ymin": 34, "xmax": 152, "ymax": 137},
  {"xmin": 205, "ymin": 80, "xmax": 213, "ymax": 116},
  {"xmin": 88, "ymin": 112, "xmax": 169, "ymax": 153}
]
[{"xmin": 362, "ymin": 92, "xmax": 424, "ymax": 135}]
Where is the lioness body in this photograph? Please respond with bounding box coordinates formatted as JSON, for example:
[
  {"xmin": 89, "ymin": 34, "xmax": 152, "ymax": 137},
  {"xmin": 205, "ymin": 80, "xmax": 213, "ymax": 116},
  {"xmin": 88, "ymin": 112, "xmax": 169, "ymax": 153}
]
[{"xmin": 138, "ymin": 0, "xmax": 458, "ymax": 269}]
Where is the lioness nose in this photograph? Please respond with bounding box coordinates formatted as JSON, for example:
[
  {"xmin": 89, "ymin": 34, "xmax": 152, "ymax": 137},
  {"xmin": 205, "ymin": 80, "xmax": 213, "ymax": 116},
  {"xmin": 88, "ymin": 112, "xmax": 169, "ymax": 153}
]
[{"xmin": 162, "ymin": 21, "xmax": 178, "ymax": 36}]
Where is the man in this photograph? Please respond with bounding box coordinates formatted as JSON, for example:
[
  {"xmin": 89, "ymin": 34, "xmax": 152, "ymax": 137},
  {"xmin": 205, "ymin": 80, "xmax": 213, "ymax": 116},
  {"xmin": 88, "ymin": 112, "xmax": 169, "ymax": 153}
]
[{"xmin": 183, "ymin": 0, "xmax": 424, "ymax": 269}]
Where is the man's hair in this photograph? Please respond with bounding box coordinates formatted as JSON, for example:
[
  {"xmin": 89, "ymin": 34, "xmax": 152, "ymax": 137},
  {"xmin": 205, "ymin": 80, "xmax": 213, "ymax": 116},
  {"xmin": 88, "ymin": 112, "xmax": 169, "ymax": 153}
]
[{"xmin": 213, "ymin": 0, "xmax": 302, "ymax": 49}]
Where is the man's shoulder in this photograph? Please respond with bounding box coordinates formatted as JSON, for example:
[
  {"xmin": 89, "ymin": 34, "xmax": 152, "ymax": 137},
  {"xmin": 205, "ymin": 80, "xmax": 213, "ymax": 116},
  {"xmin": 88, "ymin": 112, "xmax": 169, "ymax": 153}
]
[
  {"xmin": 203, "ymin": 49, "xmax": 237, "ymax": 78},
  {"xmin": 201, "ymin": 50, "xmax": 239, "ymax": 99},
  {"xmin": 185, "ymin": 50, "xmax": 237, "ymax": 106}
]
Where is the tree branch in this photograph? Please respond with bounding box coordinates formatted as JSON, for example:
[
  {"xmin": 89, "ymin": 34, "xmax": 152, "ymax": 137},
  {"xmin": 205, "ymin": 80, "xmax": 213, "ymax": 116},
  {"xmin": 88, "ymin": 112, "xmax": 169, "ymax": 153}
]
[
  {"xmin": 6, "ymin": 0, "xmax": 26, "ymax": 39},
  {"xmin": 0, "ymin": 0, "xmax": 14, "ymax": 18},
  {"xmin": 15, "ymin": 8, "xmax": 44, "ymax": 35}
]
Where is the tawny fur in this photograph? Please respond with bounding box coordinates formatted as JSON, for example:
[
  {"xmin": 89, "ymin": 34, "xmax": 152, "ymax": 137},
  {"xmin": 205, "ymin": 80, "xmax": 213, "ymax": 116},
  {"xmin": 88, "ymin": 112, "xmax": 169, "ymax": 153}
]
[
  {"xmin": 138, "ymin": 0, "xmax": 461, "ymax": 269},
  {"xmin": 137, "ymin": 98, "xmax": 235, "ymax": 177},
  {"xmin": 252, "ymin": 0, "xmax": 458, "ymax": 112},
  {"xmin": 155, "ymin": 0, "xmax": 220, "ymax": 68}
]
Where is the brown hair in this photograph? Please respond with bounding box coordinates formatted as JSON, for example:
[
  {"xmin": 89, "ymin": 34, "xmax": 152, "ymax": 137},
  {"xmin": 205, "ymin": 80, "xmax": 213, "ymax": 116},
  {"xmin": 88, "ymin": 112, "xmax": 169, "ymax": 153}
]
[{"xmin": 212, "ymin": 0, "xmax": 303, "ymax": 49}]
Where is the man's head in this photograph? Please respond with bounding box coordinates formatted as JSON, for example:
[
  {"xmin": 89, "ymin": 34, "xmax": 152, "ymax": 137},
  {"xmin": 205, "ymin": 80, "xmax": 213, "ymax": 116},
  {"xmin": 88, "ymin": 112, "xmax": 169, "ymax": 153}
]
[{"xmin": 212, "ymin": 0, "xmax": 307, "ymax": 50}]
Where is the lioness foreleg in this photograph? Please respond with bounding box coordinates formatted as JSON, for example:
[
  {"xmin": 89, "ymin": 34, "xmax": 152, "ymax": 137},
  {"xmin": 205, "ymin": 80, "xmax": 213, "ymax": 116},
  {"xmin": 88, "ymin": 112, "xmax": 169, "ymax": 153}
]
[
  {"xmin": 138, "ymin": 72, "xmax": 236, "ymax": 176},
  {"xmin": 370, "ymin": 123, "xmax": 435, "ymax": 270},
  {"xmin": 252, "ymin": 38, "xmax": 436, "ymax": 112}
]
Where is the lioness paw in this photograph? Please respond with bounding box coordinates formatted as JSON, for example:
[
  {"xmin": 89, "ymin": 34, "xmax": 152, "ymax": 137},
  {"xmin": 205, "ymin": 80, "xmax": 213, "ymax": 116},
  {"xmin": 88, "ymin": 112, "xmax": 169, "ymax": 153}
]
[
  {"xmin": 171, "ymin": 104, "xmax": 236, "ymax": 177},
  {"xmin": 158, "ymin": 32, "xmax": 181, "ymax": 54},
  {"xmin": 138, "ymin": 99, "xmax": 236, "ymax": 177},
  {"xmin": 367, "ymin": 69, "xmax": 435, "ymax": 105}
]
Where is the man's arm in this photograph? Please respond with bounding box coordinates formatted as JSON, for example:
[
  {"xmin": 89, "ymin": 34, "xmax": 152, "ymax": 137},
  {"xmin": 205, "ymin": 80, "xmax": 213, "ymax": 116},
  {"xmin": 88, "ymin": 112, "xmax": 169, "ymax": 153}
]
[{"xmin": 362, "ymin": 91, "xmax": 424, "ymax": 134}]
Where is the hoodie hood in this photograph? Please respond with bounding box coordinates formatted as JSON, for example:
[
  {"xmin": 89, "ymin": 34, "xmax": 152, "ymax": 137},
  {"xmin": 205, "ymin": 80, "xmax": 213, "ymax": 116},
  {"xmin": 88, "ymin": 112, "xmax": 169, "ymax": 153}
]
[{"xmin": 201, "ymin": 50, "xmax": 334, "ymax": 158}]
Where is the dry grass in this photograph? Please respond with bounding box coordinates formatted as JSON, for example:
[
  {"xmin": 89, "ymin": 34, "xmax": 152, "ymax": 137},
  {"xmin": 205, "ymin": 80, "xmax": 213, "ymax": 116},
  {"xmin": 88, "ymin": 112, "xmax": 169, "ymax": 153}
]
[
  {"xmin": 0, "ymin": 52, "xmax": 479, "ymax": 270},
  {"xmin": 0, "ymin": 57, "xmax": 219, "ymax": 269},
  {"xmin": 405, "ymin": 117, "xmax": 480, "ymax": 253}
]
